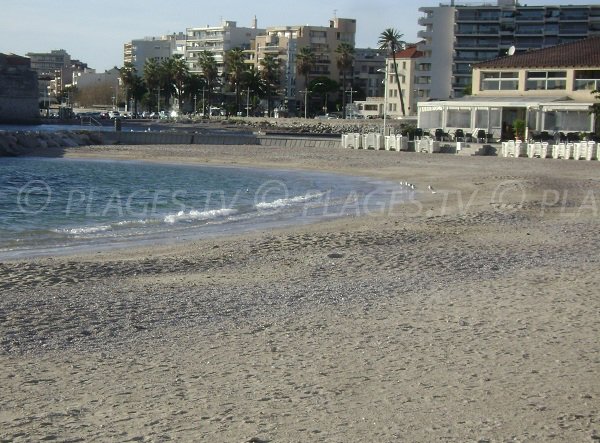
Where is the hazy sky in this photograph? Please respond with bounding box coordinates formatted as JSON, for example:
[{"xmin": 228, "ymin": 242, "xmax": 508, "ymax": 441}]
[{"xmin": 0, "ymin": 0, "xmax": 596, "ymax": 72}]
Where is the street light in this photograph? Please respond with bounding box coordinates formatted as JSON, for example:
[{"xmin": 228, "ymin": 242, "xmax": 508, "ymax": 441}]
[
  {"xmin": 246, "ymin": 86, "xmax": 250, "ymax": 117},
  {"xmin": 156, "ymin": 86, "xmax": 161, "ymax": 113},
  {"xmin": 345, "ymin": 88, "xmax": 357, "ymax": 118},
  {"xmin": 377, "ymin": 68, "xmax": 388, "ymax": 135},
  {"xmin": 299, "ymin": 89, "xmax": 310, "ymax": 119}
]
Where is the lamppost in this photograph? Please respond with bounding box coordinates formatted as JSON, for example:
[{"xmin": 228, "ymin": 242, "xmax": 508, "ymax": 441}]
[
  {"xmin": 377, "ymin": 67, "xmax": 388, "ymax": 135},
  {"xmin": 313, "ymin": 82, "xmax": 326, "ymax": 115},
  {"xmin": 156, "ymin": 86, "xmax": 161, "ymax": 113},
  {"xmin": 246, "ymin": 86, "xmax": 250, "ymax": 117},
  {"xmin": 345, "ymin": 88, "xmax": 357, "ymax": 118},
  {"xmin": 299, "ymin": 89, "xmax": 310, "ymax": 119}
]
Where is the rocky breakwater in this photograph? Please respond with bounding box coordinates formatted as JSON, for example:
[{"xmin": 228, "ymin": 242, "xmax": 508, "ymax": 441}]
[
  {"xmin": 222, "ymin": 117, "xmax": 409, "ymax": 135},
  {"xmin": 0, "ymin": 130, "xmax": 104, "ymax": 156}
]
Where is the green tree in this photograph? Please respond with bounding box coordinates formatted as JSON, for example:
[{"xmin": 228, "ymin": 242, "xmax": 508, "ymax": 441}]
[
  {"xmin": 310, "ymin": 77, "xmax": 338, "ymax": 114},
  {"xmin": 163, "ymin": 55, "xmax": 190, "ymax": 111},
  {"xmin": 119, "ymin": 62, "xmax": 146, "ymax": 115},
  {"xmin": 335, "ymin": 42, "xmax": 355, "ymax": 118},
  {"xmin": 185, "ymin": 73, "xmax": 207, "ymax": 114},
  {"xmin": 197, "ymin": 51, "xmax": 219, "ymax": 114},
  {"xmin": 240, "ymin": 66, "xmax": 265, "ymax": 116},
  {"xmin": 224, "ymin": 48, "xmax": 247, "ymax": 113},
  {"xmin": 259, "ymin": 54, "xmax": 281, "ymax": 117},
  {"xmin": 378, "ymin": 28, "xmax": 407, "ymax": 117}
]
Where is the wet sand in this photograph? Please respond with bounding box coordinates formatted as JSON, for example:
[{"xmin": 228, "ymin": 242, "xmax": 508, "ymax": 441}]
[{"xmin": 1, "ymin": 144, "xmax": 599, "ymax": 442}]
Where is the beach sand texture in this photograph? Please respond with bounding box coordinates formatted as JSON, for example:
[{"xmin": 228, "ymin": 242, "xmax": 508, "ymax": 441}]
[{"xmin": 1, "ymin": 144, "xmax": 599, "ymax": 442}]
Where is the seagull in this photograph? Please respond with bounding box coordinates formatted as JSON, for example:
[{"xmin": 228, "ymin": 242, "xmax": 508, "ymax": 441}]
[{"xmin": 428, "ymin": 185, "xmax": 436, "ymax": 194}]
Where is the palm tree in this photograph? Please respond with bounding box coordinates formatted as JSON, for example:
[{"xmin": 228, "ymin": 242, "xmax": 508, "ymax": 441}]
[
  {"xmin": 166, "ymin": 55, "xmax": 189, "ymax": 111},
  {"xmin": 224, "ymin": 48, "xmax": 247, "ymax": 114},
  {"xmin": 296, "ymin": 47, "xmax": 316, "ymax": 117},
  {"xmin": 143, "ymin": 58, "xmax": 161, "ymax": 112},
  {"xmin": 335, "ymin": 42, "xmax": 355, "ymax": 118},
  {"xmin": 241, "ymin": 66, "xmax": 265, "ymax": 116},
  {"xmin": 378, "ymin": 28, "xmax": 407, "ymax": 117},
  {"xmin": 197, "ymin": 51, "xmax": 219, "ymax": 115},
  {"xmin": 185, "ymin": 73, "xmax": 207, "ymax": 114},
  {"xmin": 119, "ymin": 62, "xmax": 137, "ymax": 113},
  {"xmin": 259, "ymin": 54, "xmax": 281, "ymax": 117}
]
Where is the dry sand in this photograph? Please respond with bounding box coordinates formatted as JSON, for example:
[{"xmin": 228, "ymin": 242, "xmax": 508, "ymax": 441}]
[{"xmin": 1, "ymin": 144, "xmax": 600, "ymax": 442}]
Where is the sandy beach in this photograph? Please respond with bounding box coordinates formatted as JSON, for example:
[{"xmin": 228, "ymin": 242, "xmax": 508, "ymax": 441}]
[{"xmin": 1, "ymin": 143, "xmax": 599, "ymax": 442}]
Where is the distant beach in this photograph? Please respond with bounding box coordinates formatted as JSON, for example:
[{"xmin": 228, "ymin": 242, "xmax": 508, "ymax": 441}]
[{"xmin": 1, "ymin": 142, "xmax": 599, "ymax": 442}]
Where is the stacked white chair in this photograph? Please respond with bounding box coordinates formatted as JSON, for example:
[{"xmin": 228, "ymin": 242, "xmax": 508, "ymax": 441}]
[
  {"xmin": 515, "ymin": 140, "xmax": 527, "ymax": 157},
  {"xmin": 502, "ymin": 140, "xmax": 515, "ymax": 157},
  {"xmin": 385, "ymin": 134, "xmax": 407, "ymax": 151},
  {"xmin": 552, "ymin": 143, "xmax": 565, "ymax": 159},
  {"xmin": 565, "ymin": 143, "xmax": 574, "ymax": 159},
  {"xmin": 588, "ymin": 141, "xmax": 597, "ymax": 160},
  {"xmin": 527, "ymin": 142, "xmax": 543, "ymax": 158},
  {"xmin": 362, "ymin": 133, "xmax": 384, "ymax": 150},
  {"xmin": 573, "ymin": 142, "xmax": 584, "ymax": 160},
  {"xmin": 541, "ymin": 142, "xmax": 551, "ymax": 159},
  {"xmin": 416, "ymin": 138, "xmax": 440, "ymax": 154},
  {"xmin": 341, "ymin": 133, "xmax": 361, "ymax": 149}
]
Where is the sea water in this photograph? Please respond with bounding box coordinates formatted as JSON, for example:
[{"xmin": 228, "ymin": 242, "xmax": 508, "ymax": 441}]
[{"xmin": 0, "ymin": 157, "xmax": 411, "ymax": 259}]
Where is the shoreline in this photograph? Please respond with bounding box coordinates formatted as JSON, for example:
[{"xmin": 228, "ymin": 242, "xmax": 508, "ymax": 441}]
[
  {"xmin": 1, "ymin": 154, "xmax": 408, "ymax": 261},
  {"xmin": 2, "ymin": 144, "xmax": 600, "ymax": 442}
]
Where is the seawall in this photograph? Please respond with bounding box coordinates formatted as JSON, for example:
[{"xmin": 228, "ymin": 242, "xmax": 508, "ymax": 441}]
[{"xmin": 0, "ymin": 129, "xmax": 341, "ymax": 156}]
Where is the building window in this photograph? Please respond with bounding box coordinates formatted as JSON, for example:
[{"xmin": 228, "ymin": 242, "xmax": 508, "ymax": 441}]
[
  {"xmin": 480, "ymin": 71, "xmax": 518, "ymax": 91},
  {"xmin": 526, "ymin": 71, "xmax": 567, "ymax": 90},
  {"xmin": 574, "ymin": 70, "xmax": 600, "ymax": 91}
]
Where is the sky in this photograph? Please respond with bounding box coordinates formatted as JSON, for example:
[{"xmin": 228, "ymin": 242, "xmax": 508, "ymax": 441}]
[{"xmin": 0, "ymin": 0, "xmax": 596, "ymax": 72}]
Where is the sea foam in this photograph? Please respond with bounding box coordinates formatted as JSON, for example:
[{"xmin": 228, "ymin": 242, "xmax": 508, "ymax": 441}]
[
  {"xmin": 255, "ymin": 192, "xmax": 326, "ymax": 210},
  {"xmin": 164, "ymin": 208, "xmax": 237, "ymax": 224}
]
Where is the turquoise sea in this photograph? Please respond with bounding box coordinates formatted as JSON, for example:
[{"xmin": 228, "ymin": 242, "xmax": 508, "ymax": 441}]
[{"xmin": 0, "ymin": 157, "xmax": 410, "ymax": 259}]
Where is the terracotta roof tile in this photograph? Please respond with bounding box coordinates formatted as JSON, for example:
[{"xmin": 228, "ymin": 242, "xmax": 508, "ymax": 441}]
[
  {"xmin": 394, "ymin": 46, "xmax": 423, "ymax": 59},
  {"xmin": 474, "ymin": 36, "xmax": 600, "ymax": 69}
]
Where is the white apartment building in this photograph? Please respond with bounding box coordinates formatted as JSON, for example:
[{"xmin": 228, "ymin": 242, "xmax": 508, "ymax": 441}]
[
  {"xmin": 186, "ymin": 20, "xmax": 265, "ymax": 76},
  {"xmin": 124, "ymin": 33, "xmax": 186, "ymax": 74},
  {"xmin": 417, "ymin": 0, "xmax": 600, "ymax": 99}
]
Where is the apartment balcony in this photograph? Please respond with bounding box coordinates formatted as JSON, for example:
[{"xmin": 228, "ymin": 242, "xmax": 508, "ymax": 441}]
[
  {"xmin": 310, "ymin": 37, "xmax": 328, "ymax": 44},
  {"xmin": 418, "ymin": 16, "xmax": 433, "ymax": 26},
  {"xmin": 417, "ymin": 30, "xmax": 432, "ymax": 39},
  {"xmin": 419, "ymin": 41, "xmax": 433, "ymax": 52},
  {"xmin": 455, "ymin": 42, "xmax": 499, "ymax": 49},
  {"xmin": 559, "ymin": 14, "xmax": 590, "ymax": 22}
]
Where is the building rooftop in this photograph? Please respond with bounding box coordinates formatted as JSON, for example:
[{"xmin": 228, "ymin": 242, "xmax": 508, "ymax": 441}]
[
  {"xmin": 0, "ymin": 53, "xmax": 31, "ymax": 67},
  {"xmin": 474, "ymin": 36, "xmax": 600, "ymax": 69},
  {"xmin": 394, "ymin": 46, "xmax": 424, "ymax": 59}
]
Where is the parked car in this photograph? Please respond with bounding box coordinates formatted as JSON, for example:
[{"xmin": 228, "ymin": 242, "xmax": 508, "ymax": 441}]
[{"xmin": 107, "ymin": 110, "xmax": 120, "ymax": 119}]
